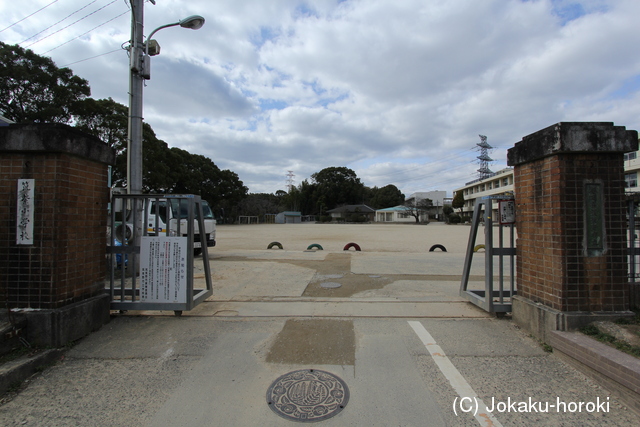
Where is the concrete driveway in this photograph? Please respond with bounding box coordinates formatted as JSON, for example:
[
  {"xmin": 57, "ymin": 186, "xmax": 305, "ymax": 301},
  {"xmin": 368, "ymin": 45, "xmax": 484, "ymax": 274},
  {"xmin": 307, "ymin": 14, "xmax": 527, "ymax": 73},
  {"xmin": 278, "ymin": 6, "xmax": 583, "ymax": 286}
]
[{"xmin": 0, "ymin": 223, "xmax": 636, "ymax": 426}]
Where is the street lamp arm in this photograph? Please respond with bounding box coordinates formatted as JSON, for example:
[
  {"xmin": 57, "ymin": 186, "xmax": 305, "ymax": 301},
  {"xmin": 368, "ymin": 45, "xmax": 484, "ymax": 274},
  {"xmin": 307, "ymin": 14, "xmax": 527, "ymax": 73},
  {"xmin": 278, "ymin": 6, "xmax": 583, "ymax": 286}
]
[
  {"xmin": 146, "ymin": 15, "xmax": 205, "ymax": 55},
  {"xmin": 148, "ymin": 15, "xmax": 205, "ymax": 41},
  {"xmin": 147, "ymin": 21, "xmax": 180, "ymax": 42}
]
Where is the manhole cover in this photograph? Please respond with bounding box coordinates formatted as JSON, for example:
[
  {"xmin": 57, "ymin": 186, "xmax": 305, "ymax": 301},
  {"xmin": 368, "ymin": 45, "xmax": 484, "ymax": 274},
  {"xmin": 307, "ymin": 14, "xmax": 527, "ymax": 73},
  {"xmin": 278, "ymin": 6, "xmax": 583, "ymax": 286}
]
[
  {"xmin": 266, "ymin": 369, "xmax": 349, "ymax": 423},
  {"xmin": 320, "ymin": 282, "xmax": 342, "ymax": 289}
]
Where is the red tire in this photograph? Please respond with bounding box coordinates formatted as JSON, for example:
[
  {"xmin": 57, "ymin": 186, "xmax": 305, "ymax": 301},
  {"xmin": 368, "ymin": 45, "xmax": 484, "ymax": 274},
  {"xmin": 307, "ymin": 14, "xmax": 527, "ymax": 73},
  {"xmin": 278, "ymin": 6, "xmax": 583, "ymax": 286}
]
[{"xmin": 343, "ymin": 242, "xmax": 361, "ymax": 251}]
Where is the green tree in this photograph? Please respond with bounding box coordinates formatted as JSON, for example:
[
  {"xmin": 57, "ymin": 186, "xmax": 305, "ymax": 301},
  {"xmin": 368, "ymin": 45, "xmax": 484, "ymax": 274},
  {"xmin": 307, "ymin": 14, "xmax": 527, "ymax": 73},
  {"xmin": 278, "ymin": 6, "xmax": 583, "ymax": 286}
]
[
  {"xmin": 72, "ymin": 97, "xmax": 176, "ymax": 191},
  {"xmin": 238, "ymin": 193, "xmax": 282, "ymax": 218},
  {"xmin": 142, "ymin": 128, "xmax": 175, "ymax": 192},
  {"xmin": 295, "ymin": 179, "xmax": 319, "ymax": 214},
  {"xmin": 310, "ymin": 167, "xmax": 365, "ymax": 211},
  {"xmin": 0, "ymin": 41, "xmax": 90, "ymax": 123},
  {"xmin": 73, "ymin": 97, "xmax": 128, "ymax": 152},
  {"xmin": 72, "ymin": 97, "xmax": 129, "ymax": 185},
  {"xmin": 167, "ymin": 148, "xmax": 248, "ymax": 213},
  {"xmin": 368, "ymin": 184, "xmax": 405, "ymax": 209},
  {"xmin": 452, "ymin": 190, "xmax": 465, "ymax": 213}
]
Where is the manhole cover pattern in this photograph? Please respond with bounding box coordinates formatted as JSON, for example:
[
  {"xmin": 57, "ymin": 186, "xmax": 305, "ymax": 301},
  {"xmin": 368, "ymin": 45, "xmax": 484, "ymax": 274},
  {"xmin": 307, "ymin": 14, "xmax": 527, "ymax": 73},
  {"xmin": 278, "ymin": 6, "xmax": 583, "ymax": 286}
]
[{"xmin": 267, "ymin": 369, "xmax": 349, "ymax": 423}]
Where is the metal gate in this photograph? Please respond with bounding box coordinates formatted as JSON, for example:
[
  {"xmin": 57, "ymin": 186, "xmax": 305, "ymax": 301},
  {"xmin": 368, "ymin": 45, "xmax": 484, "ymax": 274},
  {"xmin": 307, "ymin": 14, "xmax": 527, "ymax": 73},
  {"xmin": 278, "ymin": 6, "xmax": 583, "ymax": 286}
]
[
  {"xmin": 106, "ymin": 194, "xmax": 213, "ymax": 315},
  {"xmin": 460, "ymin": 195, "xmax": 517, "ymax": 315}
]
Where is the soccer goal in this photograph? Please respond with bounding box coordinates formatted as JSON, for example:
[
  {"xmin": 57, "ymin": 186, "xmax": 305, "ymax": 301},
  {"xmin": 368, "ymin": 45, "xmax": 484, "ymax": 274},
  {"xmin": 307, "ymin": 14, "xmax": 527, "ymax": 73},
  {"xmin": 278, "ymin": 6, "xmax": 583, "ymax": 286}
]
[{"xmin": 238, "ymin": 215, "xmax": 259, "ymax": 224}]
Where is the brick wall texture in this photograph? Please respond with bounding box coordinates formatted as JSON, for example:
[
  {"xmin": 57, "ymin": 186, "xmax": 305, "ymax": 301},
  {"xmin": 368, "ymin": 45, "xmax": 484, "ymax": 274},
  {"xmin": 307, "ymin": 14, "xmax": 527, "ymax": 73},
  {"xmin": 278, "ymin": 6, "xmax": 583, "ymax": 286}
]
[
  {"xmin": 514, "ymin": 153, "xmax": 629, "ymax": 312},
  {"xmin": 0, "ymin": 152, "xmax": 110, "ymax": 309}
]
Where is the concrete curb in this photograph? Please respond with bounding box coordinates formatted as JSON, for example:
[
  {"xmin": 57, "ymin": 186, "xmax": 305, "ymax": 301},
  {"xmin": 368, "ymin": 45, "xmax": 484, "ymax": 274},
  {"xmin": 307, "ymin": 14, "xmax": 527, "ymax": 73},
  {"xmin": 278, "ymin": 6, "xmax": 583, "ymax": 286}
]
[
  {"xmin": 0, "ymin": 349, "xmax": 65, "ymax": 395},
  {"xmin": 550, "ymin": 330, "xmax": 640, "ymax": 415}
]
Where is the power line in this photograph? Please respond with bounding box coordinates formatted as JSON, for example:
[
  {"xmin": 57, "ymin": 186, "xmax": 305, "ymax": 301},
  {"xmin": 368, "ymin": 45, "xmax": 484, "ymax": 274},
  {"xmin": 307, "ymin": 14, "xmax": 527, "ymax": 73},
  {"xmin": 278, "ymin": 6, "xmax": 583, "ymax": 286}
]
[
  {"xmin": 20, "ymin": 0, "xmax": 101, "ymax": 44},
  {"xmin": 0, "ymin": 0, "xmax": 60, "ymax": 34},
  {"xmin": 363, "ymin": 148, "xmax": 476, "ymax": 179},
  {"xmin": 362, "ymin": 150, "xmax": 476, "ymax": 184},
  {"xmin": 60, "ymin": 48, "xmax": 122, "ymax": 67},
  {"xmin": 388, "ymin": 160, "xmax": 474, "ymax": 186},
  {"xmin": 23, "ymin": 0, "xmax": 119, "ymax": 48},
  {"xmin": 40, "ymin": 9, "xmax": 129, "ymax": 54}
]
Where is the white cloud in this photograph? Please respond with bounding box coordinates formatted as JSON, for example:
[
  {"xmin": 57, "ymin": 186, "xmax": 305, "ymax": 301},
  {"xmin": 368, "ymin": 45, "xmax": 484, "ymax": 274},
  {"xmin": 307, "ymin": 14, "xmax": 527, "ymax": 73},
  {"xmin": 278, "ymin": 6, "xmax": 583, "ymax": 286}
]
[{"xmin": 2, "ymin": 0, "xmax": 640, "ymax": 197}]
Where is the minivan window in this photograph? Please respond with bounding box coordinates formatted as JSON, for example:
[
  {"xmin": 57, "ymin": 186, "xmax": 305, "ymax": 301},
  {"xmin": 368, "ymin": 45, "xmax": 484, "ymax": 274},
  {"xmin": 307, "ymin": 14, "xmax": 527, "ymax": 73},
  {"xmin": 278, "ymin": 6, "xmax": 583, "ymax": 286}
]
[
  {"xmin": 201, "ymin": 201, "xmax": 214, "ymax": 219},
  {"xmin": 150, "ymin": 201, "xmax": 168, "ymax": 223}
]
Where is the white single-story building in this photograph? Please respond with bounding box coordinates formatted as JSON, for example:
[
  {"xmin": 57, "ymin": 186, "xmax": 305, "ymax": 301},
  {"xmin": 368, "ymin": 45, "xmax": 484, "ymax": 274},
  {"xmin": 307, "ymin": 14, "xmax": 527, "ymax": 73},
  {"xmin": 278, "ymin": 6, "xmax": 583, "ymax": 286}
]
[{"xmin": 375, "ymin": 205, "xmax": 428, "ymax": 223}]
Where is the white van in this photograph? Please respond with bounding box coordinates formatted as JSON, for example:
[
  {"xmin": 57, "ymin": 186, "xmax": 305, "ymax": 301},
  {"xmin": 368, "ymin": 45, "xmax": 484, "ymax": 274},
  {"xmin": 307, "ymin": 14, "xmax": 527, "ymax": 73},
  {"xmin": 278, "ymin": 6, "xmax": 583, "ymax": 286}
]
[{"xmin": 146, "ymin": 198, "xmax": 216, "ymax": 256}]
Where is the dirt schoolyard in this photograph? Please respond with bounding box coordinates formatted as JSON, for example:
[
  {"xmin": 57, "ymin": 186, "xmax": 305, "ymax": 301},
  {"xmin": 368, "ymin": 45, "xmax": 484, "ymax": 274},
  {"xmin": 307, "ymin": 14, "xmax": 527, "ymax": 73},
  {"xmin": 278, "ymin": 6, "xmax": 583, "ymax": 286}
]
[{"xmin": 214, "ymin": 221, "xmax": 484, "ymax": 254}]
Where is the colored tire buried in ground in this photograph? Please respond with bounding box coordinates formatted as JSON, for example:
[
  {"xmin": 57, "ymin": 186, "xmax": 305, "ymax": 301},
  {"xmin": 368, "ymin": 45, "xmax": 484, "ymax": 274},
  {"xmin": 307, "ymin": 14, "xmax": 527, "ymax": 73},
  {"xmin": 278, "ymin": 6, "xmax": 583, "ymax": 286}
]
[
  {"xmin": 307, "ymin": 243, "xmax": 323, "ymax": 250},
  {"xmin": 474, "ymin": 244, "xmax": 485, "ymax": 252},
  {"xmin": 268, "ymin": 241, "xmax": 283, "ymax": 249},
  {"xmin": 343, "ymin": 242, "xmax": 361, "ymax": 251},
  {"xmin": 429, "ymin": 244, "xmax": 447, "ymax": 252}
]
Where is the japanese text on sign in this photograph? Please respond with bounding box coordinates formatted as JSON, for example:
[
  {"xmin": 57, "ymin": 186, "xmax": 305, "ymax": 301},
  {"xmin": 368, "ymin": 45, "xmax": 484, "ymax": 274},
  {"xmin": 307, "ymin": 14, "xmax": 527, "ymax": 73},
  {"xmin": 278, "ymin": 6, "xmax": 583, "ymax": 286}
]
[
  {"xmin": 498, "ymin": 200, "xmax": 516, "ymax": 225},
  {"xmin": 17, "ymin": 179, "xmax": 34, "ymax": 245},
  {"xmin": 140, "ymin": 236, "xmax": 187, "ymax": 304}
]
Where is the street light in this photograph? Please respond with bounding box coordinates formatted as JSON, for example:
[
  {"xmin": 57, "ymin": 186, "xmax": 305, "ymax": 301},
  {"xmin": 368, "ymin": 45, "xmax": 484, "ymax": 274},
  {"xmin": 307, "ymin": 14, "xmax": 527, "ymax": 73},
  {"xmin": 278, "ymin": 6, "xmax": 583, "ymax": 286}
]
[
  {"xmin": 126, "ymin": 1, "xmax": 205, "ymax": 195},
  {"xmin": 146, "ymin": 15, "xmax": 206, "ymax": 57}
]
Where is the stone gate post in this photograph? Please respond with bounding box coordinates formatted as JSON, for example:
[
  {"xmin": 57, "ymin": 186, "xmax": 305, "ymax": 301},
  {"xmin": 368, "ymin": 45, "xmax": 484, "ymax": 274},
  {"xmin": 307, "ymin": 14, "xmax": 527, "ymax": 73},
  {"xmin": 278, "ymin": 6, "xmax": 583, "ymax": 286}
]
[{"xmin": 507, "ymin": 122, "xmax": 638, "ymax": 342}]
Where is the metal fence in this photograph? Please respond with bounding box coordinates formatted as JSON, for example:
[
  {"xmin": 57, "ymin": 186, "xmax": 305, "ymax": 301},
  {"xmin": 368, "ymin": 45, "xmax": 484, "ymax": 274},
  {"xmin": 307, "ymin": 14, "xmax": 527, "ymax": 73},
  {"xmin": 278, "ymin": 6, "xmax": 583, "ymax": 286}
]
[
  {"xmin": 106, "ymin": 194, "xmax": 213, "ymax": 315},
  {"xmin": 459, "ymin": 195, "xmax": 517, "ymax": 316},
  {"xmin": 459, "ymin": 194, "xmax": 640, "ymax": 313}
]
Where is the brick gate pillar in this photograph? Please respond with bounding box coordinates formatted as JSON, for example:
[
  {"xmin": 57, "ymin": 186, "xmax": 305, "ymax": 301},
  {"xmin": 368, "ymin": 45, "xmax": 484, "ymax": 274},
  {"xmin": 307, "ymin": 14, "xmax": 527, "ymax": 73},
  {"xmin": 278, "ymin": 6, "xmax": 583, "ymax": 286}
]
[
  {"xmin": 0, "ymin": 124, "xmax": 116, "ymax": 346},
  {"xmin": 507, "ymin": 122, "xmax": 638, "ymax": 342}
]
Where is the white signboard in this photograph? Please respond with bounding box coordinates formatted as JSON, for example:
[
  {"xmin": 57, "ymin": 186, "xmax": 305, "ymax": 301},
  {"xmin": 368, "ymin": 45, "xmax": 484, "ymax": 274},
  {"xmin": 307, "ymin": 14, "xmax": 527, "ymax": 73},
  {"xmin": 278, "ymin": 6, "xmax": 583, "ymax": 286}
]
[
  {"xmin": 16, "ymin": 179, "xmax": 35, "ymax": 245},
  {"xmin": 498, "ymin": 200, "xmax": 516, "ymax": 225},
  {"xmin": 140, "ymin": 236, "xmax": 188, "ymax": 303}
]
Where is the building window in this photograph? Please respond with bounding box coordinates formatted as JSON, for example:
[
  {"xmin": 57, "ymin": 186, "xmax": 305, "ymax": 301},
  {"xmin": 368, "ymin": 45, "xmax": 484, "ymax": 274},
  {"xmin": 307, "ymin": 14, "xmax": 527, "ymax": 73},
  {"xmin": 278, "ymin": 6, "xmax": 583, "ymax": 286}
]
[
  {"xmin": 503, "ymin": 177, "xmax": 509, "ymax": 186},
  {"xmin": 625, "ymin": 172, "xmax": 638, "ymax": 188},
  {"xmin": 624, "ymin": 152, "xmax": 638, "ymax": 161},
  {"xmin": 494, "ymin": 180, "xmax": 500, "ymax": 188}
]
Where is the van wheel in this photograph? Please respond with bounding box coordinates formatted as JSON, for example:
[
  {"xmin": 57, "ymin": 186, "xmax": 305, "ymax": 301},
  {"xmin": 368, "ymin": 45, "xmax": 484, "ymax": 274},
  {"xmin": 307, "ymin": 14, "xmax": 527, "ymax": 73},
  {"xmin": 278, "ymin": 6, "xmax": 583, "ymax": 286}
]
[{"xmin": 194, "ymin": 248, "xmax": 202, "ymax": 256}]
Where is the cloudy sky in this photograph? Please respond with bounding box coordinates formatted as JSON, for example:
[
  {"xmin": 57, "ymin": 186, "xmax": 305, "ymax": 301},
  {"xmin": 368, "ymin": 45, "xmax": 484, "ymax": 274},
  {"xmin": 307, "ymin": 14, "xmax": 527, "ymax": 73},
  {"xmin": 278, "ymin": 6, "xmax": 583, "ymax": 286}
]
[{"xmin": 2, "ymin": 0, "xmax": 640, "ymax": 196}]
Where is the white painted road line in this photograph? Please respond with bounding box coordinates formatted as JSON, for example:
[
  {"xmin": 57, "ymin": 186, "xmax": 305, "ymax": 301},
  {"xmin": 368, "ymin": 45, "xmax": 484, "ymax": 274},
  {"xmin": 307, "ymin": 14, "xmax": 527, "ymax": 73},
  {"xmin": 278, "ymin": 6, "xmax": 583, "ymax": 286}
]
[{"xmin": 408, "ymin": 321, "xmax": 503, "ymax": 427}]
